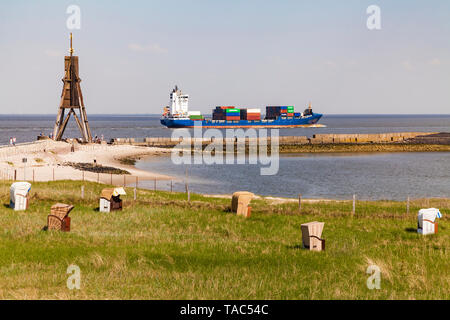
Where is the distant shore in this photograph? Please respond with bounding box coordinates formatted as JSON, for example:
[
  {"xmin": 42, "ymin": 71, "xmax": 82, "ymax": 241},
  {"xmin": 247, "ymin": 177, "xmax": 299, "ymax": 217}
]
[{"xmin": 278, "ymin": 143, "xmax": 450, "ymax": 153}]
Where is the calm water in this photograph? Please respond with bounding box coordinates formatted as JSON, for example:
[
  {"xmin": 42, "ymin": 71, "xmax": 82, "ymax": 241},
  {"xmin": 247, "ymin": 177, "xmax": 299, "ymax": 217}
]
[
  {"xmin": 0, "ymin": 114, "xmax": 449, "ymax": 145},
  {"xmin": 136, "ymin": 152, "xmax": 450, "ymax": 200},
  {"xmin": 2, "ymin": 114, "xmax": 449, "ymax": 199}
]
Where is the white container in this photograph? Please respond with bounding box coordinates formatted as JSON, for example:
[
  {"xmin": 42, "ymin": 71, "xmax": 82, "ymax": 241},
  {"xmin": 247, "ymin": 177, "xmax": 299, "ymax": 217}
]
[
  {"xmin": 10, "ymin": 182, "xmax": 31, "ymax": 211},
  {"xmin": 188, "ymin": 111, "xmax": 202, "ymax": 116},
  {"xmin": 247, "ymin": 108, "xmax": 261, "ymax": 113},
  {"xmin": 418, "ymin": 208, "xmax": 441, "ymax": 235}
]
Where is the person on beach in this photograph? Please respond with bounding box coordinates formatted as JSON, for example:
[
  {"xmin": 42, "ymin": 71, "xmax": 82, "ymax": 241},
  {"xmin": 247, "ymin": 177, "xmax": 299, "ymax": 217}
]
[
  {"xmin": 9, "ymin": 137, "xmax": 13, "ymax": 146},
  {"xmin": 13, "ymin": 137, "xmax": 16, "ymax": 146}
]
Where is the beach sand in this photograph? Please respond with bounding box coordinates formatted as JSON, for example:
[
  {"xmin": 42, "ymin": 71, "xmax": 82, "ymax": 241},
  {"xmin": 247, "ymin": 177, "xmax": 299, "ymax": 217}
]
[{"xmin": 0, "ymin": 140, "xmax": 174, "ymax": 184}]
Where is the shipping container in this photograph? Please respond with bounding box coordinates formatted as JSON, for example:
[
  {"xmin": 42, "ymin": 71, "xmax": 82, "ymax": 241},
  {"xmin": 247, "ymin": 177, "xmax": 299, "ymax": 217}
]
[{"xmin": 217, "ymin": 106, "xmax": 235, "ymax": 109}]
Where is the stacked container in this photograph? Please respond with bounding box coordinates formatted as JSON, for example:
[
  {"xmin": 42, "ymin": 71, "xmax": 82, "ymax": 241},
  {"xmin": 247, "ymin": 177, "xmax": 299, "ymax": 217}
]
[
  {"xmin": 225, "ymin": 108, "xmax": 240, "ymax": 120},
  {"xmin": 213, "ymin": 106, "xmax": 237, "ymax": 120},
  {"xmin": 188, "ymin": 111, "xmax": 204, "ymax": 121},
  {"xmin": 266, "ymin": 106, "xmax": 282, "ymax": 119},
  {"xmin": 189, "ymin": 115, "xmax": 204, "ymax": 121},
  {"xmin": 240, "ymin": 108, "xmax": 261, "ymax": 121},
  {"xmin": 286, "ymin": 106, "xmax": 294, "ymax": 117}
]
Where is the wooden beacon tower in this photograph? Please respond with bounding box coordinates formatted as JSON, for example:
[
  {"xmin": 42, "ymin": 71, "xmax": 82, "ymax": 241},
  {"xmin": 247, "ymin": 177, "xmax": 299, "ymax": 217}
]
[{"xmin": 53, "ymin": 33, "xmax": 92, "ymax": 143}]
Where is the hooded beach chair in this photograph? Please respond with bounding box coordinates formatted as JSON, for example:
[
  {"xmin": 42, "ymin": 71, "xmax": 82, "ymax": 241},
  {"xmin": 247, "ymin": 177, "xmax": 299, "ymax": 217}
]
[
  {"xmin": 47, "ymin": 203, "xmax": 74, "ymax": 232},
  {"xmin": 231, "ymin": 191, "xmax": 254, "ymax": 217},
  {"xmin": 418, "ymin": 208, "xmax": 442, "ymax": 235},
  {"xmin": 301, "ymin": 221, "xmax": 325, "ymax": 251},
  {"xmin": 10, "ymin": 182, "xmax": 31, "ymax": 211},
  {"xmin": 99, "ymin": 187, "xmax": 126, "ymax": 212}
]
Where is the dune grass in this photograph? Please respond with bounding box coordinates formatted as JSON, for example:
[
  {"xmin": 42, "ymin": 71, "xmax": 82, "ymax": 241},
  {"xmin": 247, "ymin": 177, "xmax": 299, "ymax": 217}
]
[
  {"xmin": 0, "ymin": 180, "xmax": 448, "ymax": 300},
  {"xmin": 279, "ymin": 143, "xmax": 450, "ymax": 153}
]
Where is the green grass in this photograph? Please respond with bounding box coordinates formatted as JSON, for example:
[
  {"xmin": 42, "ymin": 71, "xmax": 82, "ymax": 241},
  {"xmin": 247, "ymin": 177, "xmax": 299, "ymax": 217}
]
[
  {"xmin": 0, "ymin": 180, "xmax": 448, "ymax": 299},
  {"xmin": 279, "ymin": 143, "xmax": 450, "ymax": 153}
]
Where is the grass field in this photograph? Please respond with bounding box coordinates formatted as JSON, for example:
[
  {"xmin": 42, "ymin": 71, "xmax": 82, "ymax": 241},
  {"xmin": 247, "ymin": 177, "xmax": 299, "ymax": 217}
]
[
  {"xmin": 278, "ymin": 143, "xmax": 450, "ymax": 153},
  {"xmin": 0, "ymin": 180, "xmax": 448, "ymax": 299}
]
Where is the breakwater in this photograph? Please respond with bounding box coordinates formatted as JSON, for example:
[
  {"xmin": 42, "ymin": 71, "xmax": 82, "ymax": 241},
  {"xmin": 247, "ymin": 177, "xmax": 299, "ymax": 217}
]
[{"xmin": 111, "ymin": 132, "xmax": 444, "ymax": 147}]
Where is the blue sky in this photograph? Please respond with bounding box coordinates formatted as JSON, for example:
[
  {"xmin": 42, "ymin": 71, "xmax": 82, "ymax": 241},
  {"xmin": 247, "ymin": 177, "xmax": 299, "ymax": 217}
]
[{"xmin": 0, "ymin": 0, "xmax": 449, "ymax": 114}]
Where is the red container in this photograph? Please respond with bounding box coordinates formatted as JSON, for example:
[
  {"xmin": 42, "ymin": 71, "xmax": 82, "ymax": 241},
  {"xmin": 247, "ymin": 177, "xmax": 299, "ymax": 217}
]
[
  {"xmin": 226, "ymin": 116, "xmax": 240, "ymax": 121},
  {"xmin": 287, "ymin": 113, "xmax": 294, "ymax": 116}
]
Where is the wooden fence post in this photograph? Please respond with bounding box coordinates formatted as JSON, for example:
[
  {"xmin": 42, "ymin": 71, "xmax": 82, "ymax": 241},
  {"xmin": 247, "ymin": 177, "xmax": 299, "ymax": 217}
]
[
  {"xmin": 352, "ymin": 194, "xmax": 356, "ymax": 216},
  {"xmin": 14, "ymin": 169, "xmax": 17, "ymax": 181},
  {"xmin": 188, "ymin": 190, "xmax": 190, "ymax": 202},
  {"xmin": 298, "ymin": 194, "xmax": 302, "ymax": 213},
  {"xmin": 135, "ymin": 176, "xmax": 138, "ymax": 189},
  {"xmin": 81, "ymin": 185, "xmax": 84, "ymax": 199},
  {"xmin": 185, "ymin": 167, "xmax": 189, "ymax": 193},
  {"xmin": 407, "ymin": 196, "xmax": 410, "ymax": 215},
  {"xmin": 134, "ymin": 187, "xmax": 137, "ymax": 201},
  {"xmin": 32, "ymin": 169, "xmax": 35, "ymax": 182},
  {"xmin": 123, "ymin": 175, "xmax": 126, "ymax": 187},
  {"xmin": 110, "ymin": 173, "xmax": 113, "ymax": 185},
  {"xmin": 170, "ymin": 180, "xmax": 173, "ymax": 193}
]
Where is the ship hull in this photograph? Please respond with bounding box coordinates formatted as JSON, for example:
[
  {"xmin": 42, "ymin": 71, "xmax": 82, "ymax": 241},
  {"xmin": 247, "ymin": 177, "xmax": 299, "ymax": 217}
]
[{"xmin": 161, "ymin": 114, "xmax": 322, "ymax": 128}]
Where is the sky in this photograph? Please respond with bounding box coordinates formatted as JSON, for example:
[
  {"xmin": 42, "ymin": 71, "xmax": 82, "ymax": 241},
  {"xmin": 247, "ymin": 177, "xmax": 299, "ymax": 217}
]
[{"xmin": 0, "ymin": 0, "xmax": 449, "ymax": 115}]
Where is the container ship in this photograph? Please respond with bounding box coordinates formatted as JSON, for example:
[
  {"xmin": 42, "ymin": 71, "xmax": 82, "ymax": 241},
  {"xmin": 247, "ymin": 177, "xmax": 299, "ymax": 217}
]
[{"xmin": 160, "ymin": 86, "xmax": 322, "ymax": 128}]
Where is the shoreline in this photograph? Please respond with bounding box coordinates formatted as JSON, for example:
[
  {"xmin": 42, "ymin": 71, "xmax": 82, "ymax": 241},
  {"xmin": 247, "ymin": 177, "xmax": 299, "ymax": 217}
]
[
  {"xmin": 0, "ymin": 140, "xmax": 176, "ymax": 183},
  {"xmin": 2, "ymin": 139, "xmax": 449, "ymax": 189}
]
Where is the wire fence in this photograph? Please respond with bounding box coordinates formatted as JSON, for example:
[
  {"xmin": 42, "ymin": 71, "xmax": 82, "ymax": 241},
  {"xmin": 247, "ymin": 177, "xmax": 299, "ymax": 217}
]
[
  {"xmin": 295, "ymin": 193, "xmax": 449, "ymax": 217},
  {"xmin": 1, "ymin": 164, "xmax": 448, "ymax": 215}
]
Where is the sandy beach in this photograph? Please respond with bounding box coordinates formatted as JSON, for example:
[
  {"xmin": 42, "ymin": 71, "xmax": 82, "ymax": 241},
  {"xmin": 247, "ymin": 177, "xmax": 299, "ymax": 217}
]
[{"xmin": 0, "ymin": 140, "xmax": 174, "ymax": 184}]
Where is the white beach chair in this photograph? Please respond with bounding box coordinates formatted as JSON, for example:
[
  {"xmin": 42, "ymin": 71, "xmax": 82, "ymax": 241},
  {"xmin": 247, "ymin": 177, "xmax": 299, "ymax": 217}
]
[
  {"xmin": 301, "ymin": 221, "xmax": 325, "ymax": 251},
  {"xmin": 10, "ymin": 182, "xmax": 31, "ymax": 211},
  {"xmin": 417, "ymin": 208, "xmax": 442, "ymax": 235}
]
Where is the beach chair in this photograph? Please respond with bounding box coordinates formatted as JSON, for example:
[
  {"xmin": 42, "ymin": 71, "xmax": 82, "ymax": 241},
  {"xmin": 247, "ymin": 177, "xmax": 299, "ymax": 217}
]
[
  {"xmin": 10, "ymin": 182, "xmax": 31, "ymax": 211},
  {"xmin": 301, "ymin": 221, "xmax": 325, "ymax": 251},
  {"xmin": 231, "ymin": 191, "xmax": 254, "ymax": 217},
  {"xmin": 47, "ymin": 203, "xmax": 74, "ymax": 232},
  {"xmin": 418, "ymin": 208, "xmax": 442, "ymax": 235},
  {"xmin": 99, "ymin": 187, "xmax": 126, "ymax": 212}
]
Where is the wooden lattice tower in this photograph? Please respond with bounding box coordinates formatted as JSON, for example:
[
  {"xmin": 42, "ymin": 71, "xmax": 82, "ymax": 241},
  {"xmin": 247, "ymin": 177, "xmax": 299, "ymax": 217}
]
[{"xmin": 53, "ymin": 33, "xmax": 92, "ymax": 142}]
